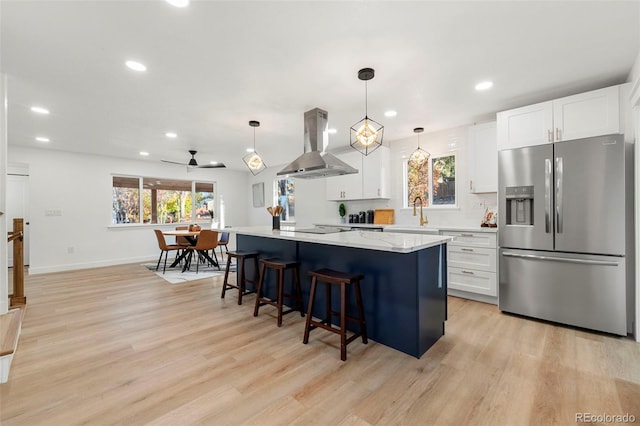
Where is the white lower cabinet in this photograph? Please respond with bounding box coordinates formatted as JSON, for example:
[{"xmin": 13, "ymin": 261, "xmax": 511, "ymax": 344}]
[{"xmin": 445, "ymin": 231, "xmax": 497, "ymax": 298}]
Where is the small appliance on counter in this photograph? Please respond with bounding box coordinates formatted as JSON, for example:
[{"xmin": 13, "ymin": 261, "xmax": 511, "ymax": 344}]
[
  {"xmin": 366, "ymin": 210, "xmax": 374, "ymax": 223},
  {"xmin": 358, "ymin": 211, "xmax": 366, "ymax": 223}
]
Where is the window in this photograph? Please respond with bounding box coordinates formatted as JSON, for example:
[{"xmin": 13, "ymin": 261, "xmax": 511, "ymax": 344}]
[
  {"xmin": 274, "ymin": 178, "xmax": 295, "ymax": 222},
  {"xmin": 112, "ymin": 176, "xmax": 216, "ymax": 225},
  {"xmin": 113, "ymin": 176, "xmax": 140, "ymax": 224},
  {"xmin": 405, "ymin": 153, "xmax": 456, "ymax": 208}
]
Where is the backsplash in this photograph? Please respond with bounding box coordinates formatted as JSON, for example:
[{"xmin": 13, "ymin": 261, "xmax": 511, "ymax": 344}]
[{"xmin": 333, "ymin": 123, "xmax": 498, "ymax": 229}]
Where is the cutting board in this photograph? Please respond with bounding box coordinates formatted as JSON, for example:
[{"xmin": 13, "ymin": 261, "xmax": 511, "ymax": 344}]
[{"xmin": 374, "ymin": 209, "xmax": 395, "ymax": 224}]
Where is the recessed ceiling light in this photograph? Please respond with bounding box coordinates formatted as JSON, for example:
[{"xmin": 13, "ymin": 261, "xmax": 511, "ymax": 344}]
[
  {"xmin": 475, "ymin": 81, "xmax": 493, "ymax": 91},
  {"xmin": 246, "ymin": 148, "xmax": 254, "ymax": 153},
  {"xmin": 139, "ymin": 151, "xmax": 149, "ymax": 156},
  {"xmin": 384, "ymin": 110, "xmax": 397, "ymax": 118},
  {"xmin": 165, "ymin": 132, "xmax": 177, "ymax": 138},
  {"xmin": 35, "ymin": 136, "xmax": 50, "ymax": 143},
  {"xmin": 328, "ymin": 128, "xmax": 337, "ymax": 134},
  {"xmin": 166, "ymin": 0, "xmax": 189, "ymax": 7},
  {"xmin": 30, "ymin": 106, "xmax": 50, "ymax": 115},
  {"xmin": 125, "ymin": 60, "xmax": 147, "ymax": 72}
]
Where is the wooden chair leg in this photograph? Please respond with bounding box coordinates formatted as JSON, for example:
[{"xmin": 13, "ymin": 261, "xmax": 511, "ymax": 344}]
[
  {"xmin": 340, "ymin": 282, "xmax": 347, "ymax": 361},
  {"xmin": 221, "ymin": 256, "xmax": 232, "ymax": 299},
  {"xmin": 354, "ymin": 280, "xmax": 368, "ymax": 343},
  {"xmin": 237, "ymin": 257, "xmax": 246, "ymax": 305},
  {"xmin": 277, "ymin": 269, "xmax": 284, "ymax": 327},
  {"xmin": 294, "ymin": 267, "xmax": 304, "ymax": 316},
  {"xmin": 253, "ymin": 263, "xmax": 267, "ymax": 316},
  {"xmin": 303, "ymin": 276, "xmax": 318, "ymax": 344}
]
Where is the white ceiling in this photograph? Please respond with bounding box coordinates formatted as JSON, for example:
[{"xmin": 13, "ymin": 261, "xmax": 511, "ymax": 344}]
[{"xmin": 2, "ymin": 1, "xmax": 638, "ymax": 172}]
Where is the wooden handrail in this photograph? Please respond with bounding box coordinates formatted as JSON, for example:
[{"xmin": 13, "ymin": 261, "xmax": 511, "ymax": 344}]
[
  {"xmin": 7, "ymin": 231, "xmax": 23, "ymax": 243},
  {"xmin": 7, "ymin": 218, "xmax": 26, "ymax": 307}
]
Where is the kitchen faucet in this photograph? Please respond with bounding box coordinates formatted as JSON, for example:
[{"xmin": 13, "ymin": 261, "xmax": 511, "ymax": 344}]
[{"xmin": 413, "ymin": 196, "xmax": 428, "ymax": 226}]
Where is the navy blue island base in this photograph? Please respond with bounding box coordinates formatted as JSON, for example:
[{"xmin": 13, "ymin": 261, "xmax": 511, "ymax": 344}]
[{"xmin": 236, "ymin": 233, "xmax": 448, "ymax": 358}]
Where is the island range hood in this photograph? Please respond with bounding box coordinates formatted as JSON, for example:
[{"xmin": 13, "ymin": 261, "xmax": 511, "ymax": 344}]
[{"xmin": 277, "ymin": 108, "xmax": 359, "ymax": 179}]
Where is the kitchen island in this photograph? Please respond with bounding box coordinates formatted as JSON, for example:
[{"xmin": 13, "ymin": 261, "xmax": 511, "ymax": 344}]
[{"xmin": 228, "ymin": 227, "xmax": 452, "ymax": 358}]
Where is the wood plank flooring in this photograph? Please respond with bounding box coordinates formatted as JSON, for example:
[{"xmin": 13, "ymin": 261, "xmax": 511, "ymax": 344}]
[{"xmin": 1, "ymin": 262, "xmax": 639, "ymax": 425}]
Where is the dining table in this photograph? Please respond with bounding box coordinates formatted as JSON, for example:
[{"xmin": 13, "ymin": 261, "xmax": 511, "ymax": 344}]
[{"xmin": 162, "ymin": 229, "xmax": 220, "ymax": 271}]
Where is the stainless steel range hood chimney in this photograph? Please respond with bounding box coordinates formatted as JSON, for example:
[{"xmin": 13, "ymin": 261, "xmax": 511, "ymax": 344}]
[{"xmin": 277, "ymin": 108, "xmax": 358, "ymax": 179}]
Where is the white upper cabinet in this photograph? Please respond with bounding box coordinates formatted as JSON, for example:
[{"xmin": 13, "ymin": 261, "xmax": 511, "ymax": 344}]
[
  {"xmin": 497, "ymin": 101, "xmax": 553, "ymax": 150},
  {"xmin": 325, "ymin": 150, "xmax": 362, "ymax": 200},
  {"xmin": 553, "ymin": 86, "xmax": 619, "ymax": 142},
  {"xmin": 325, "ymin": 146, "xmax": 391, "ymax": 201},
  {"xmin": 497, "ymin": 84, "xmax": 624, "ymax": 151},
  {"xmin": 468, "ymin": 121, "xmax": 497, "ymax": 193},
  {"xmin": 362, "ymin": 146, "xmax": 391, "ymax": 199}
]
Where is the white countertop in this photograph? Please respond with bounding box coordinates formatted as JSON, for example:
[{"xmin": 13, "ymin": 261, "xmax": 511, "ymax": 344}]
[
  {"xmin": 313, "ymin": 222, "xmax": 498, "ymax": 233},
  {"xmin": 228, "ymin": 226, "xmax": 452, "ymax": 253}
]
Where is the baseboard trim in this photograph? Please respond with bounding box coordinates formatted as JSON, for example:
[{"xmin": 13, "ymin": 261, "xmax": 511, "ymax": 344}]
[
  {"xmin": 448, "ymin": 289, "xmax": 497, "ymax": 305},
  {"xmin": 28, "ymin": 256, "xmax": 156, "ymax": 275}
]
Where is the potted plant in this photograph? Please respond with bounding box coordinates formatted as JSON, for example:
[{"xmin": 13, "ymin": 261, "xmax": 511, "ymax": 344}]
[{"xmin": 339, "ymin": 203, "xmax": 346, "ymax": 223}]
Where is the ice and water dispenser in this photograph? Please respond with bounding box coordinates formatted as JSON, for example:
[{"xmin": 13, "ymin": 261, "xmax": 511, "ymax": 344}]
[{"xmin": 505, "ymin": 186, "xmax": 534, "ymax": 226}]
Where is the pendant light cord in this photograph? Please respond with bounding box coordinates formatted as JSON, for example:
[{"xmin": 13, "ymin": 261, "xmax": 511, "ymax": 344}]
[{"xmin": 364, "ymin": 80, "xmax": 368, "ymax": 118}]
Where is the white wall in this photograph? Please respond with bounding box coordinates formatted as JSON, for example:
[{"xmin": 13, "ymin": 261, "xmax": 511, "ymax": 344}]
[
  {"xmin": 1, "ymin": 75, "xmax": 8, "ymax": 314},
  {"xmin": 8, "ymin": 147, "xmax": 250, "ymax": 274}
]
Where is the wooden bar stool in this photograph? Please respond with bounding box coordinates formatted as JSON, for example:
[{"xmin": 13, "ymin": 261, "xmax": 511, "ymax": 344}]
[
  {"xmin": 253, "ymin": 258, "xmax": 304, "ymax": 327},
  {"xmin": 303, "ymin": 268, "xmax": 368, "ymax": 361},
  {"xmin": 221, "ymin": 250, "xmax": 259, "ymax": 305}
]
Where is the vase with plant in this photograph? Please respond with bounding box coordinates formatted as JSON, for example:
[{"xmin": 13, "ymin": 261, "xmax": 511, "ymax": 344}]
[{"xmin": 339, "ymin": 203, "xmax": 346, "ymax": 223}]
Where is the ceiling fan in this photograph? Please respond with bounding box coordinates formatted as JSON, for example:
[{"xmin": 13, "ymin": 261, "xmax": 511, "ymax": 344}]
[{"xmin": 161, "ymin": 150, "xmax": 226, "ymax": 169}]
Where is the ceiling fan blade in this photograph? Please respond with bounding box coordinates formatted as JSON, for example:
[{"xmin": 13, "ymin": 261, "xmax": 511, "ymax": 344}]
[
  {"xmin": 161, "ymin": 159, "xmax": 187, "ymax": 166},
  {"xmin": 198, "ymin": 163, "xmax": 226, "ymax": 168}
]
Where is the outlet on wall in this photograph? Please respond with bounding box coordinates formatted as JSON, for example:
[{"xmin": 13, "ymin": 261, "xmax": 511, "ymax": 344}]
[{"xmin": 67, "ymin": 246, "xmax": 74, "ymax": 254}]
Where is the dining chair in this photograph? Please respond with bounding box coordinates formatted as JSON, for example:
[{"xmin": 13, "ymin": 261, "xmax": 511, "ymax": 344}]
[
  {"xmin": 185, "ymin": 229, "xmax": 220, "ymax": 272},
  {"xmin": 153, "ymin": 229, "xmax": 183, "ymax": 274},
  {"xmin": 217, "ymin": 231, "xmax": 230, "ymax": 260}
]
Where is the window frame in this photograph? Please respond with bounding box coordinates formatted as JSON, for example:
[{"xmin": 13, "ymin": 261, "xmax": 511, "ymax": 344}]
[
  {"xmin": 273, "ymin": 177, "xmax": 295, "ymax": 223},
  {"xmin": 111, "ymin": 174, "xmax": 217, "ymax": 226},
  {"xmin": 403, "ymin": 152, "xmax": 458, "ymax": 210}
]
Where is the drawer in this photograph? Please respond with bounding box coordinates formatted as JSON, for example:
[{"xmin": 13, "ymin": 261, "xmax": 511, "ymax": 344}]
[
  {"xmin": 445, "ymin": 231, "xmax": 496, "ymax": 248},
  {"xmin": 448, "ymin": 246, "xmax": 496, "ymax": 273},
  {"xmin": 448, "ymin": 267, "xmax": 497, "ymax": 296}
]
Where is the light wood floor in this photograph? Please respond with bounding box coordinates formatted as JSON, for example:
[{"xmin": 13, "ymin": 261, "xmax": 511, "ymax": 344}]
[{"xmin": 1, "ymin": 262, "xmax": 639, "ymax": 425}]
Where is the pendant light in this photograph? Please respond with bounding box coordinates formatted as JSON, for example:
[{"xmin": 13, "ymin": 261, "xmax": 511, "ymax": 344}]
[
  {"xmin": 243, "ymin": 120, "xmax": 266, "ymax": 175},
  {"xmin": 409, "ymin": 127, "xmax": 430, "ymax": 164},
  {"xmin": 350, "ymin": 67, "xmax": 384, "ymax": 156}
]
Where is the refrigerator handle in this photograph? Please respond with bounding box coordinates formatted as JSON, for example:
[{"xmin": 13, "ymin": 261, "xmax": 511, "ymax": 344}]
[
  {"xmin": 544, "ymin": 158, "xmax": 552, "ymax": 233},
  {"xmin": 502, "ymin": 252, "xmax": 619, "ymax": 267},
  {"xmin": 555, "ymin": 156, "xmax": 563, "ymax": 234}
]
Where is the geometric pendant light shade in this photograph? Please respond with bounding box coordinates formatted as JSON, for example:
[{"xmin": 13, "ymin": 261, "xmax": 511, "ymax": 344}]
[
  {"xmin": 243, "ymin": 120, "xmax": 267, "ymax": 175},
  {"xmin": 409, "ymin": 127, "xmax": 430, "ymax": 164},
  {"xmin": 350, "ymin": 68, "xmax": 384, "ymax": 156}
]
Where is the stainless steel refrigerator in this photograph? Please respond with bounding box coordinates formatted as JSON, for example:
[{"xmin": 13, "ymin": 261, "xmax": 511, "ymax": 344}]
[{"xmin": 498, "ymin": 134, "xmax": 634, "ymax": 336}]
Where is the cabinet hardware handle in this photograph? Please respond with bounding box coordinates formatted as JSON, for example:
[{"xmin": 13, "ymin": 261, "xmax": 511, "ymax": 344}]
[
  {"xmin": 548, "ymin": 129, "xmax": 553, "ymax": 142},
  {"xmin": 556, "ymin": 128, "xmax": 561, "ymax": 141},
  {"xmin": 469, "ymin": 180, "xmax": 473, "ymax": 191},
  {"xmin": 461, "ymin": 248, "xmax": 474, "ymax": 252},
  {"xmin": 460, "ymin": 233, "xmax": 474, "ymax": 237},
  {"xmin": 462, "ymin": 270, "xmax": 474, "ymax": 275}
]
